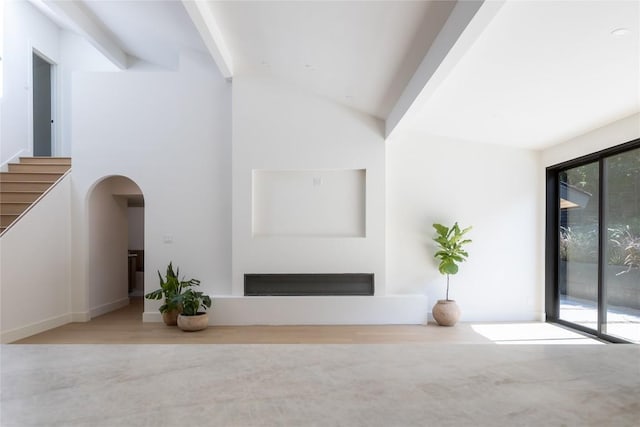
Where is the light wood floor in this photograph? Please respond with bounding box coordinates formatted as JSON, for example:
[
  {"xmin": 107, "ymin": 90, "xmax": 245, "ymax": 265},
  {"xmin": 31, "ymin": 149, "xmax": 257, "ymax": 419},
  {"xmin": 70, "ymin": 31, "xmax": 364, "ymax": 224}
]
[{"xmin": 13, "ymin": 297, "xmax": 496, "ymax": 344}]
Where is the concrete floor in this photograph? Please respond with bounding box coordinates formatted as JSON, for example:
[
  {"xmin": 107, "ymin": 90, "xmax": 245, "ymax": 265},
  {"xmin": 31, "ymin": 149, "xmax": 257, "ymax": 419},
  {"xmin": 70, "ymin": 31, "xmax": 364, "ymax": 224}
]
[
  {"xmin": 3, "ymin": 299, "xmax": 639, "ymax": 425},
  {"xmin": 1, "ymin": 343, "xmax": 639, "ymax": 426}
]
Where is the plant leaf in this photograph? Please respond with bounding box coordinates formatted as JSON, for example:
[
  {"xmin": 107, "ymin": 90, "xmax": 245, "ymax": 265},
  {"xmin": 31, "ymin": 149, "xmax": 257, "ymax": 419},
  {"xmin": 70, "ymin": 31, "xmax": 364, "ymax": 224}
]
[{"xmin": 433, "ymin": 223, "xmax": 449, "ymax": 237}]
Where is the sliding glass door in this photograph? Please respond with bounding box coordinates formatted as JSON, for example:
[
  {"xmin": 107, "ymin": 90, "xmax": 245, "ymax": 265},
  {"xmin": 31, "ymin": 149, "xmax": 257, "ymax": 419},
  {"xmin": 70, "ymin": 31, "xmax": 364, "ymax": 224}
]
[
  {"xmin": 558, "ymin": 162, "xmax": 599, "ymax": 330},
  {"xmin": 603, "ymin": 148, "xmax": 640, "ymax": 342},
  {"xmin": 549, "ymin": 141, "xmax": 640, "ymax": 343}
]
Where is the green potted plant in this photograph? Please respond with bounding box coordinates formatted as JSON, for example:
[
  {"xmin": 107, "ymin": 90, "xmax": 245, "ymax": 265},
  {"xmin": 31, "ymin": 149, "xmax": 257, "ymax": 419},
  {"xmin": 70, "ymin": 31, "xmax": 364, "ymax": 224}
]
[
  {"xmin": 432, "ymin": 222, "xmax": 472, "ymax": 326},
  {"xmin": 144, "ymin": 262, "xmax": 200, "ymax": 326},
  {"xmin": 172, "ymin": 289, "xmax": 212, "ymax": 332}
]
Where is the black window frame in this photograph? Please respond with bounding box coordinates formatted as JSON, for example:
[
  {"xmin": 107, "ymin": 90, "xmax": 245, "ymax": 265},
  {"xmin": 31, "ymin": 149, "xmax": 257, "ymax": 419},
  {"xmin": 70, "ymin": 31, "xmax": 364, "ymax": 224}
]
[{"xmin": 545, "ymin": 137, "xmax": 640, "ymax": 343}]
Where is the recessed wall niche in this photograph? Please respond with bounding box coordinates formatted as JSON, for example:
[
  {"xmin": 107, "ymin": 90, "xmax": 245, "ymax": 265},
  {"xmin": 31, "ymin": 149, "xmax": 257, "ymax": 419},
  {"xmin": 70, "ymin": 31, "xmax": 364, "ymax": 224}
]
[{"xmin": 252, "ymin": 169, "xmax": 366, "ymax": 237}]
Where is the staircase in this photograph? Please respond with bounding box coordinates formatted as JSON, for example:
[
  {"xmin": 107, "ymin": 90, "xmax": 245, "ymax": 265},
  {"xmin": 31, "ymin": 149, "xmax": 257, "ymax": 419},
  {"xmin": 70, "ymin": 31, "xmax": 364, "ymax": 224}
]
[{"xmin": 0, "ymin": 157, "xmax": 71, "ymax": 235}]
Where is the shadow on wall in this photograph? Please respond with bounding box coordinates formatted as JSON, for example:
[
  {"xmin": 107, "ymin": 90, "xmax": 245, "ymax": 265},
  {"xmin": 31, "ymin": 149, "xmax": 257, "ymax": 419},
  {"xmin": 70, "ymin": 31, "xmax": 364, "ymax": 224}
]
[{"xmin": 88, "ymin": 175, "xmax": 144, "ymax": 318}]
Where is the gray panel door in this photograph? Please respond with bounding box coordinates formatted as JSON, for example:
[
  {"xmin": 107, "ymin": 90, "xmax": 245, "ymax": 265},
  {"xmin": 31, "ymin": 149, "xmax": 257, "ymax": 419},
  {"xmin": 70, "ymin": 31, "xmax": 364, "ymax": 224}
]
[{"xmin": 33, "ymin": 53, "xmax": 52, "ymax": 157}]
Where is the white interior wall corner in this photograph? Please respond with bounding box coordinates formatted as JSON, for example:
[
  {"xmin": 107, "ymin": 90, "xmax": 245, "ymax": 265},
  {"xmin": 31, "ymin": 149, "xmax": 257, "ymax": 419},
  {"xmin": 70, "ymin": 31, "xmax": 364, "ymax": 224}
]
[
  {"xmin": 541, "ymin": 113, "xmax": 640, "ymax": 167},
  {"xmin": 386, "ymin": 133, "xmax": 540, "ymax": 321}
]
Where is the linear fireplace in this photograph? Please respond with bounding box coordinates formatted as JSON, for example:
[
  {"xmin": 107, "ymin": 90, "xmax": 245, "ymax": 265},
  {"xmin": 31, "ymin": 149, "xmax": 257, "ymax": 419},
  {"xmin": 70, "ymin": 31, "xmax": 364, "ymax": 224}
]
[{"xmin": 244, "ymin": 273, "xmax": 374, "ymax": 296}]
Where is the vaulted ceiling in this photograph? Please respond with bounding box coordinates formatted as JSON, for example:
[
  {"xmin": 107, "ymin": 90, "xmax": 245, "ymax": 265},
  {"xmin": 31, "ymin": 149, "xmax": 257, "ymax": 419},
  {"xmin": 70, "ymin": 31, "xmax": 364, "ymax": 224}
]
[{"xmin": 34, "ymin": 0, "xmax": 640, "ymax": 149}]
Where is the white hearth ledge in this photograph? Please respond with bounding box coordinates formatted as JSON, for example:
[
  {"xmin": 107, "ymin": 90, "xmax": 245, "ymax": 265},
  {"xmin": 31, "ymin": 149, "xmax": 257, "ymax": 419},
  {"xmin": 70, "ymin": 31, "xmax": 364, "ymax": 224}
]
[{"xmin": 143, "ymin": 295, "xmax": 429, "ymax": 325}]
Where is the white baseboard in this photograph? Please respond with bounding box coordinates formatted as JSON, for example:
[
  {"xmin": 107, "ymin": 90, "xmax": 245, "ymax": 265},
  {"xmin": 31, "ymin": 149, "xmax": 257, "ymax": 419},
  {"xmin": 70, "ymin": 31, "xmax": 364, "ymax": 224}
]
[
  {"xmin": 1, "ymin": 313, "xmax": 72, "ymax": 343},
  {"xmin": 72, "ymin": 312, "xmax": 91, "ymax": 322},
  {"xmin": 453, "ymin": 310, "xmax": 546, "ymax": 323},
  {"xmin": 143, "ymin": 311, "xmax": 162, "ymax": 323},
  {"xmin": 90, "ymin": 297, "xmax": 130, "ymax": 319}
]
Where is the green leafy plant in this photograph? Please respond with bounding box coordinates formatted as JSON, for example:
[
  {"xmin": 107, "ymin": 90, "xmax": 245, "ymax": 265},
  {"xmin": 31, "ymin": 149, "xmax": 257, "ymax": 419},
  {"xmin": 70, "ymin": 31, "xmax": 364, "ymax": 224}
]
[
  {"xmin": 433, "ymin": 222, "xmax": 472, "ymax": 300},
  {"xmin": 624, "ymin": 240, "xmax": 640, "ymax": 272},
  {"xmin": 610, "ymin": 225, "xmax": 640, "ymax": 275},
  {"xmin": 172, "ymin": 289, "xmax": 212, "ymax": 316},
  {"xmin": 560, "ymin": 226, "xmax": 598, "ymax": 263},
  {"xmin": 563, "ymin": 225, "xmax": 640, "ymax": 269},
  {"xmin": 144, "ymin": 262, "xmax": 200, "ymax": 314}
]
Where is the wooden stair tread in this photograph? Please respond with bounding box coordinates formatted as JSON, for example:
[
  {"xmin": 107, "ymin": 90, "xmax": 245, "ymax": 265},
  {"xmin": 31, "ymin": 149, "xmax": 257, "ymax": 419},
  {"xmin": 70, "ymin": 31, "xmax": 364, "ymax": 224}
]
[
  {"xmin": 0, "ymin": 180, "xmax": 57, "ymax": 183},
  {"xmin": 8, "ymin": 165, "xmax": 71, "ymax": 174},
  {"xmin": 1, "ymin": 171, "xmax": 64, "ymax": 174},
  {"xmin": 16, "ymin": 163, "xmax": 71, "ymax": 168},
  {"xmin": 0, "ymin": 182, "xmax": 57, "ymax": 191},
  {"xmin": 1, "ymin": 172, "xmax": 63, "ymax": 176},
  {"xmin": 11, "ymin": 162, "xmax": 70, "ymax": 165},
  {"xmin": 0, "ymin": 157, "xmax": 71, "ymax": 233},
  {"xmin": 1, "ymin": 214, "xmax": 19, "ymax": 227},
  {"xmin": 0, "ymin": 172, "xmax": 65, "ymax": 182},
  {"xmin": 19, "ymin": 157, "xmax": 72, "ymax": 165},
  {"xmin": 0, "ymin": 191, "xmax": 45, "ymax": 203},
  {"xmin": 1, "ymin": 191, "xmax": 47, "ymax": 195},
  {"xmin": 0, "ymin": 203, "xmax": 31, "ymax": 215}
]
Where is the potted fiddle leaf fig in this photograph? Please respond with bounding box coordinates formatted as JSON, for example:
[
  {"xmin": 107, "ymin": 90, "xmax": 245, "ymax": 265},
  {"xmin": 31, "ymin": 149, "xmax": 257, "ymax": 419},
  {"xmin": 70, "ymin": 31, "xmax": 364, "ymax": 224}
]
[
  {"xmin": 432, "ymin": 222, "xmax": 472, "ymax": 326},
  {"xmin": 172, "ymin": 289, "xmax": 212, "ymax": 332},
  {"xmin": 144, "ymin": 262, "xmax": 200, "ymax": 326}
]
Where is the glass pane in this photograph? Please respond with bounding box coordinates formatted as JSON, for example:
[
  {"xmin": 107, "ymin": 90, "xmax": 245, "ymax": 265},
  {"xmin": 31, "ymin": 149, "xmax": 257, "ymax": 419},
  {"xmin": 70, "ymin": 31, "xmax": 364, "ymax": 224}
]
[
  {"xmin": 559, "ymin": 162, "xmax": 599, "ymax": 330},
  {"xmin": 604, "ymin": 148, "xmax": 640, "ymax": 343}
]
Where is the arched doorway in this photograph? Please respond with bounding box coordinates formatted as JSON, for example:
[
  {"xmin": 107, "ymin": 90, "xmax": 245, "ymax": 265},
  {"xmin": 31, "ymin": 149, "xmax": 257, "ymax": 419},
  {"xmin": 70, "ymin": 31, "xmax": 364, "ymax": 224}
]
[{"xmin": 88, "ymin": 176, "xmax": 144, "ymax": 319}]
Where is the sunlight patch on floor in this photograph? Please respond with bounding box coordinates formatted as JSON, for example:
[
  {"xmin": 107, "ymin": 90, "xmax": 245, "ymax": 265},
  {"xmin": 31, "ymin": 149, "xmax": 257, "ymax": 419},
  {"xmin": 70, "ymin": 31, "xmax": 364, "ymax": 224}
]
[
  {"xmin": 560, "ymin": 298, "xmax": 640, "ymax": 343},
  {"xmin": 470, "ymin": 323, "xmax": 603, "ymax": 345}
]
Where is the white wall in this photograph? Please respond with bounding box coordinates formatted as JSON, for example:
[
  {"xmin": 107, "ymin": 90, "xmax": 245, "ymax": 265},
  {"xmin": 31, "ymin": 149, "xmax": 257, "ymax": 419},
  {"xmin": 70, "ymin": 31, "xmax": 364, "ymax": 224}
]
[
  {"xmin": 70, "ymin": 52, "xmax": 232, "ymax": 318},
  {"xmin": 252, "ymin": 169, "xmax": 366, "ymax": 237},
  {"xmin": 0, "ymin": 1, "xmax": 117, "ymax": 167},
  {"xmin": 0, "ymin": 176, "xmax": 71, "ymax": 342},
  {"xmin": 541, "ymin": 113, "xmax": 640, "ymax": 167},
  {"xmin": 1, "ymin": 0, "xmax": 60, "ymax": 166},
  {"xmin": 232, "ymin": 76, "xmax": 386, "ymax": 295},
  {"xmin": 386, "ymin": 133, "xmax": 542, "ymax": 321},
  {"xmin": 59, "ymin": 32, "xmax": 119, "ymax": 157}
]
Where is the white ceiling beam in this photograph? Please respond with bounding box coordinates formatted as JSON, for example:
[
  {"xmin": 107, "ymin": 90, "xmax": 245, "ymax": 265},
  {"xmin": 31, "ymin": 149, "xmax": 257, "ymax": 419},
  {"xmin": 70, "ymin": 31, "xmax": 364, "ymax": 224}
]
[
  {"xmin": 182, "ymin": 0, "xmax": 233, "ymax": 80},
  {"xmin": 385, "ymin": 0, "xmax": 505, "ymax": 140},
  {"xmin": 41, "ymin": 0, "xmax": 129, "ymax": 69}
]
